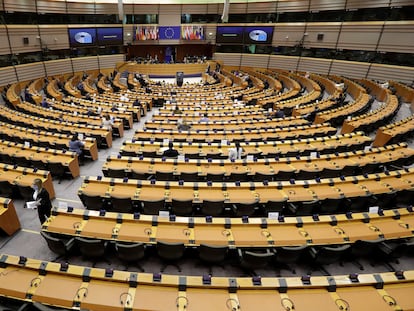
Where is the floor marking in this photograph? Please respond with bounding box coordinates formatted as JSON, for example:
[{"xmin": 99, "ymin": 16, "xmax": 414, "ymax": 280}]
[
  {"xmin": 55, "ymin": 198, "xmax": 81, "ymax": 203},
  {"xmin": 22, "ymin": 229, "xmax": 40, "ymax": 235}
]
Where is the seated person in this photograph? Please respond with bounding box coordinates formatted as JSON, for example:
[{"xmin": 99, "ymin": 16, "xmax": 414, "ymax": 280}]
[
  {"xmin": 177, "ymin": 117, "xmax": 191, "ymax": 131},
  {"xmin": 102, "ymin": 114, "xmax": 114, "ymax": 130},
  {"xmin": 173, "ymin": 106, "xmax": 182, "ymax": 115},
  {"xmin": 69, "ymin": 134, "xmax": 85, "ymax": 163},
  {"xmin": 199, "ymin": 113, "xmax": 210, "ymax": 122},
  {"xmin": 228, "ymin": 141, "xmax": 243, "ymax": 160},
  {"xmin": 268, "ymin": 108, "xmax": 285, "ymax": 119},
  {"xmin": 163, "ymin": 142, "xmax": 179, "ymax": 158}
]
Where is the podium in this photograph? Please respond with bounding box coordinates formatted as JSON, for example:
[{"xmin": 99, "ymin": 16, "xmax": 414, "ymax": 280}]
[{"xmin": 0, "ymin": 198, "xmax": 21, "ymax": 236}]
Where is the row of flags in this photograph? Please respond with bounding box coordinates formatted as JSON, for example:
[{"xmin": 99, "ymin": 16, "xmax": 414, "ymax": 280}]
[{"xmin": 135, "ymin": 25, "xmax": 205, "ymax": 41}]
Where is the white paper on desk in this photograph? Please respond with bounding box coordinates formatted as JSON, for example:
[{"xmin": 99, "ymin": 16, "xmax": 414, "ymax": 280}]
[
  {"xmin": 163, "ymin": 138, "xmax": 169, "ymax": 145},
  {"xmin": 177, "ymin": 154, "xmax": 185, "ymax": 162},
  {"xmin": 268, "ymin": 212, "xmax": 279, "ymax": 220},
  {"xmin": 58, "ymin": 201, "xmax": 68, "ymax": 209},
  {"xmin": 24, "ymin": 141, "xmax": 31, "ymax": 148},
  {"xmin": 310, "ymin": 152, "xmax": 317, "ymax": 158},
  {"xmin": 268, "ymin": 108, "xmax": 273, "ymax": 112},
  {"xmin": 26, "ymin": 201, "xmax": 37, "ymax": 209},
  {"xmin": 221, "ymin": 139, "xmax": 228, "ymax": 146},
  {"xmin": 78, "ymin": 133, "xmax": 84, "ymax": 140},
  {"xmin": 364, "ymin": 146, "xmax": 371, "ymax": 151},
  {"xmin": 88, "ymin": 210, "xmax": 100, "ymax": 217},
  {"xmin": 246, "ymin": 155, "xmax": 254, "ymax": 161},
  {"xmin": 368, "ymin": 206, "xmax": 379, "ymax": 214},
  {"xmin": 159, "ymin": 211, "xmax": 169, "ymax": 218}
]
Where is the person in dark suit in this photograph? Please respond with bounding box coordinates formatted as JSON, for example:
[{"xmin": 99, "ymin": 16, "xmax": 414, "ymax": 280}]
[
  {"xmin": 162, "ymin": 142, "xmax": 179, "ymax": 158},
  {"xmin": 32, "ymin": 178, "xmax": 52, "ymax": 224}
]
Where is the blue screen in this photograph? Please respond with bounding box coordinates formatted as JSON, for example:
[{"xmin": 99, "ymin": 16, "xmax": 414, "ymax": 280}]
[
  {"xmin": 216, "ymin": 26, "xmax": 244, "ymax": 43},
  {"xmin": 243, "ymin": 26, "xmax": 274, "ymax": 44},
  {"xmin": 68, "ymin": 28, "xmax": 97, "ymax": 46},
  {"xmin": 97, "ymin": 27, "xmax": 123, "ymax": 45}
]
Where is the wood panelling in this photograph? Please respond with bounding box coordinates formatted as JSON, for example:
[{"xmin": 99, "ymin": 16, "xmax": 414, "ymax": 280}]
[
  {"xmin": 36, "ymin": 0, "xmax": 67, "ymax": 14},
  {"xmin": 44, "ymin": 58, "xmax": 73, "ymax": 77},
  {"xmin": 346, "ymin": 0, "xmax": 391, "ymax": 9},
  {"xmin": 72, "ymin": 56, "xmax": 99, "ymax": 73},
  {"xmin": 304, "ymin": 22, "xmax": 341, "ymax": 49},
  {"xmin": 337, "ymin": 22, "xmax": 383, "ymax": 51},
  {"xmin": 368, "ymin": 63, "xmax": 414, "ymax": 85},
  {"xmin": 277, "ymin": 0, "xmax": 311, "ymax": 12},
  {"xmin": 0, "ymin": 67, "xmax": 18, "ymax": 86},
  {"xmin": 378, "ymin": 21, "xmax": 414, "ymax": 53},
  {"xmin": 15, "ymin": 62, "xmax": 45, "ymax": 82},
  {"xmin": 273, "ymin": 23, "xmax": 307, "ymax": 47},
  {"xmin": 7, "ymin": 25, "xmax": 41, "ymax": 54},
  {"xmin": 0, "ymin": 26, "xmax": 12, "ymax": 56},
  {"xmin": 309, "ymin": 0, "xmax": 346, "ymax": 12},
  {"xmin": 297, "ymin": 57, "xmax": 332, "ymax": 75},
  {"xmin": 240, "ymin": 54, "xmax": 269, "ymax": 68},
  {"xmin": 39, "ymin": 25, "xmax": 70, "ymax": 50},
  {"xmin": 268, "ymin": 55, "xmax": 300, "ymax": 71},
  {"xmin": 214, "ymin": 52, "xmax": 242, "ymax": 67},
  {"xmin": 329, "ymin": 59, "xmax": 370, "ymax": 79},
  {"xmin": 182, "ymin": 4, "xmax": 209, "ymax": 14},
  {"xmin": 131, "ymin": 4, "xmax": 159, "ymax": 14},
  {"xmin": 228, "ymin": 2, "xmax": 248, "ymax": 14},
  {"xmin": 94, "ymin": 3, "xmax": 118, "ymax": 15},
  {"xmin": 66, "ymin": 1, "xmax": 96, "ymax": 14},
  {"xmin": 3, "ymin": 0, "xmax": 36, "ymax": 12},
  {"xmin": 249, "ymin": 1, "xmax": 277, "ymax": 14},
  {"xmin": 98, "ymin": 54, "xmax": 125, "ymax": 70}
]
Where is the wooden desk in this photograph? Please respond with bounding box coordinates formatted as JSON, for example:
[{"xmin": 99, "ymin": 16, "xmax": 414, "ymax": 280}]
[
  {"xmin": 0, "ymin": 254, "xmax": 414, "ymax": 311},
  {"xmin": 0, "ymin": 198, "xmax": 20, "ymax": 236},
  {"xmin": 43, "ymin": 207, "xmax": 414, "ymax": 248},
  {"xmin": 373, "ymin": 115, "xmax": 414, "ymax": 147}
]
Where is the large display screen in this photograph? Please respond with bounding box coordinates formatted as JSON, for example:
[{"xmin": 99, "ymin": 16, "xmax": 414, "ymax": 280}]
[
  {"xmin": 181, "ymin": 25, "xmax": 205, "ymax": 40},
  {"xmin": 97, "ymin": 27, "xmax": 123, "ymax": 45},
  {"xmin": 216, "ymin": 26, "xmax": 244, "ymax": 43},
  {"xmin": 68, "ymin": 28, "xmax": 97, "ymax": 47},
  {"xmin": 216, "ymin": 26, "xmax": 274, "ymax": 44},
  {"xmin": 243, "ymin": 26, "xmax": 274, "ymax": 44}
]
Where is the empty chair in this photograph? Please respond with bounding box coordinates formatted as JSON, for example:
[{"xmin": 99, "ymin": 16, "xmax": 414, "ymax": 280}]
[
  {"xmin": 141, "ymin": 199, "xmax": 166, "ymax": 215},
  {"xmin": 142, "ymin": 151, "xmax": 157, "ymax": 158},
  {"xmin": 288, "ymin": 200, "xmax": 320, "ymax": 216},
  {"xmin": 79, "ymin": 193, "xmax": 106, "ymax": 211},
  {"xmin": 170, "ymin": 199, "xmax": 193, "ymax": 216},
  {"xmin": 376, "ymin": 240, "xmax": 408, "ymax": 272},
  {"xmin": 346, "ymin": 194, "xmax": 377, "ymax": 213},
  {"xmin": 262, "ymin": 199, "xmax": 287, "ymax": 216},
  {"xmin": 40, "ymin": 231, "xmax": 75, "ymax": 261},
  {"xmin": 0, "ymin": 154, "xmax": 14, "ymax": 165},
  {"xmin": 157, "ymin": 241, "xmax": 185, "ymax": 272},
  {"xmin": 296, "ymin": 169, "xmax": 318, "ymax": 180},
  {"xmin": 375, "ymin": 191, "xmax": 398, "ymax": 210},
  {"xmin": 198, "ymin": 244, "xmax": 228, "ymax": 275},
  {"xmin": 396, "ymin": 189, "xmax": 414, "ymax": 206},
  {"xmin": 227, "ymin": 171, "xmax": 249, "ymax": 182},
  {"xmin": 200, "ymin": 200, "xmax": 225, "ymax": 216},
  {"xmin": 347, "ymin": 238, "xmax": 385, "ymax": 270},
  {"xmin": 321, "ymin": 167, "xmax": 342, "ymax": 179},
  {"xmin": 274, "ymin": 245, "xmax": 308, "ymax": 274},
  {"xmin": 308, "ymin": 245, "xmax": 351, "ymax": 275},
  {"xmin": 253, "ymin": 172, "xmax": 274, "ymax": 182},
  {"xmin": 31, "ymin": 160, "xmax": 48, "ymax": 171},
  {"xmin": 179, "ymin": 172, "xmax": 199, "ymax": 182},
  {"xmin": 0, "ymin": 180, "xmax": 13, "ymax": 198},
  {"xmin": 107, "ymin": 168, "xmax": 127, "ymax": 178},
  {"xmin": 115, "ymin": 241, "xmax": 145, "ymax": 271},
  {"xmin": 155, "ymin": 171, "xmax": 175, "ymax": 181},
  {"xmin": 14, "ymin": 156, "xmax": 31, "ymax": 168},
  {"xmin": 75, "ymin": 237, "xmax": 108, "ymax": 267},
  {"xmin": 17, "ymin": 185, "xmax": 34, "ymax": 201},
  {"xmin": 110, "ymin": 196, "xmax": 134, "ymax": 213},
  {"xmin": 341, "ymin": 164, "xmax": 359, "ymax": 176},
  {"xmin": 130, "ymin": 170, "xmax": 147, "ymax": 179},
  {"xmin": 48, "ymin": 162, "xmax": 68, "ymax": 183},
  {"xmin": 232, "ymin": 200, "xmax": 258, "ymax": 217},
  {"xmin": 238, "ymin": 248, "xmax": 274, "ymax": 276},
  {"xmin": 205, "ymin": 172, "xmax": 225, "ymax": 182},
  {"xmin": 319, "ymin": 198, "xmax": 345, "ymax": 215},
  {"xmin": 273, "ymin": 170, "xmax": 295, "ymax": 181}
]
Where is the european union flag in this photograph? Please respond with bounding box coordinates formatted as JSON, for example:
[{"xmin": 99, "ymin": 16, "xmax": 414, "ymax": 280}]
[{"xmin": 159, "ymin": 26, "xmax": 181, "ymax": 40}]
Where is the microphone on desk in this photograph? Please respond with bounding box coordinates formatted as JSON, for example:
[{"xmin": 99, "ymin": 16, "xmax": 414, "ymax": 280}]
[{"xmin": 120, "ymin": 292, "xmax": 132, "ymax": 306}]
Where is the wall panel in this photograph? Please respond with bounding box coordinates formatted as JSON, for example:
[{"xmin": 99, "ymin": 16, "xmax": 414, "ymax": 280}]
[
  {"xmin": 228, "ymin": 2, "xmax": 248, "ymax": 14},
  {"xmin": 297, "ymin": 57, "xmax": 332, "ymax": 75},
  {"xmin": 15, "ymin": 62, "xmax": 45, "ymax": 82},
  {"xmin": 182, "ymin": 4, "xmax": 208, "ymax": 14},
  {"xmin": 44, "ymin": 59, "xmax": 73, "ymax": 77},
  {"xmin": 329, "ymin": 59, "xmax": 370, "ymax": 79},
  {"xmin": 72, "ymin": 56, "xmax": 99, "ymax": 72},
  {"xmin": 8, "ymin": 26, "xmax": 41, "ymax": 54},
  {"xmin": 36, "ymin": 0, "xmax": 67, "ymax": 14},
  {"xmin": 248, "ymin": 1, "xmax": 277, "ymax": 14},
  {"xmin": 94, "ymin": 3, "xmax": 118, "ymax": 15},
  {"xmin": 123, "ymin": 25, "xmax": 135, "ymax": 45},
  {"xmin": 213, "ymin": 52, "xmax": 242, "ymax": 67},
  {"xmin": 378, "ymin": 21, "xmax": 414, "ymax": 53},
  {"xmin": 0, "ymin": 26, "xmax": 12, "ymax": 56},
  {"xmin": 268, "ymin": 55, "xmax": 300, "ymax": 71},
  {"xmin": 205, "ymin": 25, "xmax": 217, "ymax": 43},
  {"xmin": 207, "ymin": 3, "xmax": 222, "ymax": 14},
  {"xmin": 66, "ymin": 2, "xmax": 95, "ymax": 14},
  {"xmin": 3, "ymin": 0, "xmax": 36, "ymax": 12},
  {"xmin": 346, "ymin": 0, "xmax": 391, "ymax": 9},
  {"xmin": 98, "ymin": 54, "xmax": 124, "ymax": 70},
  {"xmin": 273, "ymin": 23, "xmax": 307, "ymax": 47},
  {"xmin": 39, "ymin": 25, "xmax": 70, "ymax": 50},
  {"xmin": 337, "ymin": 22, "xmax": 383, "ymax": 51},
  {"xmin": 368, "ymin": 63, "xmax": 414, "ymax": 85},
  {"xmin": 0, "ymin": 67, "xmax": 18, "ymax": 86},
  {"xmin": 304, "ymin": 22, "xmax": 340, "ymax": 49},
  {"xmin": 277, "ymin": 0, "xmax": 311, "ymax": 12},
  {"xmin": 240, "ymin": 54, "xmax": 269, "ymax": 68},
  {"xmin": 309, "ymin": 0, "xmax": 346, "ymax": 11},
  {"xmin": 390, "ymin": 0, "xmax": 414, "ymax": 6},
  {"xmin": 133, "ymin": 4, "xmax": 159, "ymax": 14}
]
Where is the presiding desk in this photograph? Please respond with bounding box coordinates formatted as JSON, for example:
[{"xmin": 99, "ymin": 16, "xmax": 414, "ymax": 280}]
[
  {"xmin": 78, "ymin": 168, "xmax": 414, "ymax": 206},
  {"xmin": 0, "ymin": 198, "xmax": 20, "ymax": 236},
  {"xmin": 43, "ymin": 206, "xmax": 414, "ymax": 247},
  {"xmin": 1, "ymin": 254, "xmax": 413, "ymax": 311},
  {"xmin": 103, "ymin": 143, "xmax": 414, "ymax": 180},
  {"xmin": 0, "ymin": 163, "xmax": 55, "ymax": 199}
]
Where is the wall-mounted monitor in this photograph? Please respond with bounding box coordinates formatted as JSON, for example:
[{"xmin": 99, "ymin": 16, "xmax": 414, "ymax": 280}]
[
  {"xmin": 243, "ymin": 26, "xmax": 274, "ymax": 44},
  {"xmin": 68, "ymin": 28, "xmax": 97, "ymax": 47},
  {"xmin": 216, "ymin": 26, "xmax": 243, "ymax": 43},
  {"xmin": 134, "ymin": 25, "xmax": 159, "ymax": 41},
  {"xmin": 97, "ymin": 27, "xmax": 123, "ymax": 45},
  {"xmin": 181, "ymin": 25, "xmax": 205, "ymax": 40}
]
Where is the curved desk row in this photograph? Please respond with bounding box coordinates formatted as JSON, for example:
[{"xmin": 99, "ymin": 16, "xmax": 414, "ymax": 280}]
[
  {"xmin": 43, "ymin": 206, "xmax": 414, "ymax": 248},
  {"xmin": 0, "ymin": 106, "xmax": 112, "ymax": 148},
  {"xmin": 0, "ymin": 163, "xmax": 55, "ymax": 199},
  {"xmin": 103, "ymin": 143, "xmax": 414, "ymax": 181},
  {"xmin": 374, "ymin": 115, "xmax": 414, "ymax": 147},
  {"xmin": 16, "ymin": 101, "xmax": 124, "ymax": 138},
  {"xmin": 152, "ymin": 111, "xmax": 268, "ymax": 122},
  {"xmin": 0, "ymin": 121, "xmax": 98, "ymax": 161},
  {"xmin": 77, "ymin": 169, "xmax": 414, "ymax": 206},
  {"xmin": 121, "ymin": 132, "xmax": 372, "ymax": 158},
  {"xmin": 0, "ymin": 140, "xmax": 79, "ymax": 179},
  {"xmin": 342, "ymin": 94, "xmax": 399, "ymax": 134},
  {"xmin": 1, "ymin": 253, "xmax": 413, "ymax": 311}
]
